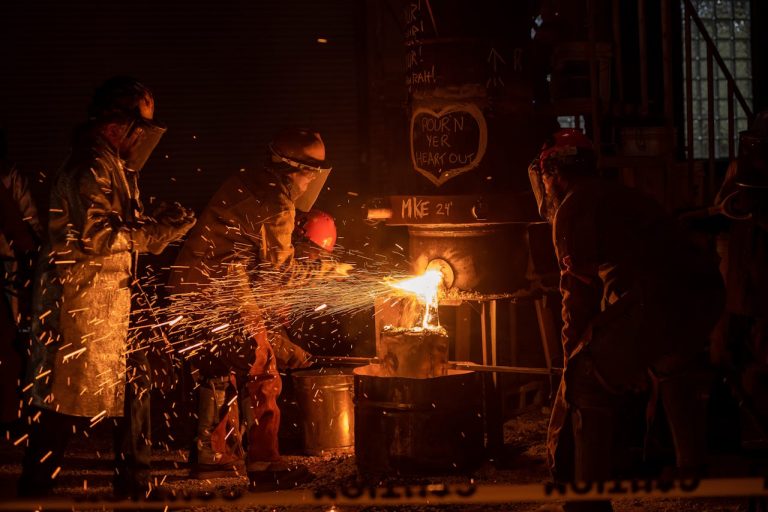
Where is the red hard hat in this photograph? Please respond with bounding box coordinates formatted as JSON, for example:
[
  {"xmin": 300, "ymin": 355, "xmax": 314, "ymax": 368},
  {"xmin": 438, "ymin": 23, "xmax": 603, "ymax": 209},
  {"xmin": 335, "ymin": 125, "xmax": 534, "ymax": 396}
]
[
  {"xmin": 295, "ymin": 210, "xmax": 337, "ymax": 252},
  {"xmin": 539, "ymin": 128, "xmax": 595, "ymax": 174}
]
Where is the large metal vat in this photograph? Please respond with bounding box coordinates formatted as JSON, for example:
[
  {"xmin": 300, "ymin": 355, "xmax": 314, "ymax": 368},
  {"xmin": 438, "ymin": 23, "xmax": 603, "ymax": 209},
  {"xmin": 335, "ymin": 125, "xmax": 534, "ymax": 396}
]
[{"xmin": 353, "ymin": 364, "xmax": 483, "ymax": 475}]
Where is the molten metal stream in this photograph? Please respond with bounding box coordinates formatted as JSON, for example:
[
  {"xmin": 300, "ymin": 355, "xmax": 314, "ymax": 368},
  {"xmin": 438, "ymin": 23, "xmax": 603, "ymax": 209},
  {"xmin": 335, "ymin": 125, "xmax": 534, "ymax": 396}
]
[{"xmin": 387, "ymin": 269, "xmax": 444, "ymax": 329}]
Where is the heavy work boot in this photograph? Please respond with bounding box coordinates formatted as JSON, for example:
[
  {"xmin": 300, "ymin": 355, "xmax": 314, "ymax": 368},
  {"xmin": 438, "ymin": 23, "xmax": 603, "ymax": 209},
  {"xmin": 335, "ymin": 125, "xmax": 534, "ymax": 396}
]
[
  {"xmin": 190, "ymin": 376, "xmax": 246, "ymax": 479},
  {"xmin": 242, "ymin": 373, "xmax": 314, "ymax": 491}
]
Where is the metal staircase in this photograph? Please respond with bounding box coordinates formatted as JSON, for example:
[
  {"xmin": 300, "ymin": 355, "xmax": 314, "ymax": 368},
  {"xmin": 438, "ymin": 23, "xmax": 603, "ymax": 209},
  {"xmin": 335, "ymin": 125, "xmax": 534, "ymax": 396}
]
[{"xmin": 565, "ymin": 0, "xmax": 754, "ymax": 209}]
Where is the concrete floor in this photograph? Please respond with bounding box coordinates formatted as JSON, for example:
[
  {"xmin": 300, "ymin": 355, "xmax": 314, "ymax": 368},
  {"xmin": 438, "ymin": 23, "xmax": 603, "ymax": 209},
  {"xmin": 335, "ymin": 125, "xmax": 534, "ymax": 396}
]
[{"xmin": 0, "ymin": 407, "xmax": 756, "ymax": 511}]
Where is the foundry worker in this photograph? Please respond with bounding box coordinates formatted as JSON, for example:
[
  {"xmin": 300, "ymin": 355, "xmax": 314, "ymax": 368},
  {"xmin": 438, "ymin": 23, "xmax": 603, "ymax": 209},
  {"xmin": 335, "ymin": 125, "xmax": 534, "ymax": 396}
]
[
  {"xmin": 167, "ymin": 128, "xmax": 351, "ymax": 490},
  {"xmin": 0, "ymin": 129, "xmax": 43, "ymax": 429},
  {"xmin": 18, "ymin": 77, "xmax": 196, "ymax": 498},
  {"xmin": 528, "ymin": 129, "xmax": 724, "ymax": 511},
  {"xmin": 711, "ymin": 111, "xmax": 768, "ymax": 437}
]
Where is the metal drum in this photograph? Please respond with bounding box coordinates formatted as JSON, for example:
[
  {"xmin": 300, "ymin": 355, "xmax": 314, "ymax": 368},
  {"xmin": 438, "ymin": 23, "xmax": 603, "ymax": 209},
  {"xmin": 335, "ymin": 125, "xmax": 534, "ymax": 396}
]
[
  {"xmin": 353, "ymin": 364, "xmax": 484, "ymax": 475},
  {"xmin": 292, "ymin": 367, "xmax": 355, "ymax": 455}
]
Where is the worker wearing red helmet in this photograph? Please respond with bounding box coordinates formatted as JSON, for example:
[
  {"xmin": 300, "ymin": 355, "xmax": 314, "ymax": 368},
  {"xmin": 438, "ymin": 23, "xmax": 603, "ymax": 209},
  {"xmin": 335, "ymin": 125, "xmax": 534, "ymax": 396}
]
[
  {"xmin": 530, "ymin": 129, "xmax": 724, "ymax": 511},
  {"xmin": 168, "ymin": 128, "xmax": 350, "ymax": 490}
]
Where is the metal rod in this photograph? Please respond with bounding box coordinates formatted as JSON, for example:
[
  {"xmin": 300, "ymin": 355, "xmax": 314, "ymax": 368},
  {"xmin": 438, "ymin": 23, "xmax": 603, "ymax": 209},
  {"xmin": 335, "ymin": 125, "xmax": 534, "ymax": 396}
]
[
  {"xmin": 310, "ymin": 356, "xmax": 562, "ymax": 376},
  {"xmin": 682, "ymin": 0, "xmax": 753, "ymax": 121},
  {"xmin": 638, "ymin": 0, "xmax": 649, "ymax": 116},
  {"xmin": 684, "ymin": 6, "xmax": 695, "ymax": 193},
  {"xmin": 661, "ymin": 0, "xmax": 674, "ymax": 126},
  {"xmin": 728, "ymin": 81, "xmax": 735, "ymax": 161},
  {"xmin": 707, "ymin": 48, "xmax": 716, "ymax": 200},
  {"xmin": 450, "ymin": 362, "xmax": 562, "ymax": 376},
  {"xmin": 312, "ymin": 356, "xmax": 376, "ymax": 365},
  {"xmin": 481, "ymin": 302, "xmax": 488, "ymax": 366},
  {"xmin": 490, "ymin": 299, "xmax": 497, "ymax": 386}
]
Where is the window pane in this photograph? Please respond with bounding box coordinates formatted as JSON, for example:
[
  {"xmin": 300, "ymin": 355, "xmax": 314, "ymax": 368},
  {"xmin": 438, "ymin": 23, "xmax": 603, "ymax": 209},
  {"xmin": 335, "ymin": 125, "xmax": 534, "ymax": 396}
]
[{"xmin": 681, "ymin": 0, "xmax": 752, "ymax": 159}]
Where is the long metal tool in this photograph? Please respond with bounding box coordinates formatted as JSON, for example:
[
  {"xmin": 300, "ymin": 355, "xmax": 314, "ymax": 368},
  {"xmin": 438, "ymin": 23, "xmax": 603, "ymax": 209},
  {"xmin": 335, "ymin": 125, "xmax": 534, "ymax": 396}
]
[{"xmin": 312, "ymin": 356, "xmax": 562, "ymax": 376}]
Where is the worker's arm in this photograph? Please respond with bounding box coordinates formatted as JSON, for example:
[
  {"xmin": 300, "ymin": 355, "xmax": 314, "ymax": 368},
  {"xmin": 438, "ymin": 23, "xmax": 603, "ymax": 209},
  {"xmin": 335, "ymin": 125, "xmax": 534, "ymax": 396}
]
[
  {"xmin": 62, "ymin": 162, "xmax": 194, "ymax": 256},
  {"xmin": 552, "ymin": 196, "xmax": 603, "ymax": 358}
]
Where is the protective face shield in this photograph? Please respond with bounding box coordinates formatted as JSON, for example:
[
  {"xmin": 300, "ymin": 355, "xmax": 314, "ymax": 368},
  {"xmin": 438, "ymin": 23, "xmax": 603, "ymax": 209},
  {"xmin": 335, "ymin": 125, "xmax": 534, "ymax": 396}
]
[
  {"xmin": 528, "ymin": 158, "xmax": 551, "ymax": 221},
  {"xmin": 269, "ymin": 143, "xmax": 331, "ymax": 212},
  {"xmin": 121, "ymin": 117, "xmax": 167, "ymax": 172}
]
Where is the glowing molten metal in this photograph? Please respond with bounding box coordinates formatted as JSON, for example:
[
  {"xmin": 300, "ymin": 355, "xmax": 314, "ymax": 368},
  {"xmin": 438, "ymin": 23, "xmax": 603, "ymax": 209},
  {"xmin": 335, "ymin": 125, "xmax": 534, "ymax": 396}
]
[{"xmin": 388, "ymin": 269, "xmax": 444, "ymax": 329}]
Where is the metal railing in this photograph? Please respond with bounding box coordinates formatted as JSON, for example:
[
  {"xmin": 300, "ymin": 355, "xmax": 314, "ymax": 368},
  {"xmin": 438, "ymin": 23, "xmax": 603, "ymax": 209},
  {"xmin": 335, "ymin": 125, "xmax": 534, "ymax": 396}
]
[{"xmin": 682, "ymin": 0, "xmax": 754, "ymax": 198}]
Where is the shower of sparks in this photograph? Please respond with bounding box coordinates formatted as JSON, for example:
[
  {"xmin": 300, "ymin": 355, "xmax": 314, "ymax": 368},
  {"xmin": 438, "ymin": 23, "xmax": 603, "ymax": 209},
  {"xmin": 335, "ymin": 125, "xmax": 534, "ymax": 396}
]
[
  {"xmin": 386, "ymin": 269, "xmax": 444, "ymax": 329},
  {"xmin": 129, "ymin": 245, "xmax": 415, "ymax": 362}
]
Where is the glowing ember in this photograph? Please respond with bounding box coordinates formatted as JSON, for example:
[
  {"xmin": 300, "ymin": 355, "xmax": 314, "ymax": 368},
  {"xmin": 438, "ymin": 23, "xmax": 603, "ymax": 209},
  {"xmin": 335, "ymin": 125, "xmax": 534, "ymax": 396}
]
[{"xmin": 387, "ymin": 269, "xmax": 444, "ymax": 329}]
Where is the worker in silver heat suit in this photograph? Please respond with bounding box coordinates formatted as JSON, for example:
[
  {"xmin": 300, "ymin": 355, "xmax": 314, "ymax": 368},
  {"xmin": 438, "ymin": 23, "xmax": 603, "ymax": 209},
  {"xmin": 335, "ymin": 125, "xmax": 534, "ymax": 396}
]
[
  {"xmin": 167, "ymin": 128, "xmax": 351, "ymax": 491},
  {"xmin": 528, "ymin": 129, "xmax": 724, "ymax": 512},
  {"xmin": 18, "ymin": 77, "xmax": 196, "ymax": 498}
]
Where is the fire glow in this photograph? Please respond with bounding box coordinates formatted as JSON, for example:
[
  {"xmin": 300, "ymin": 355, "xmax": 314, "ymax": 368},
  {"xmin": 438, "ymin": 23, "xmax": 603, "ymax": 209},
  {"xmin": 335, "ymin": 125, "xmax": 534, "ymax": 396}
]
[{"xmin": 387, "ymin": 269, "xmax": 444, "ymax": 329}]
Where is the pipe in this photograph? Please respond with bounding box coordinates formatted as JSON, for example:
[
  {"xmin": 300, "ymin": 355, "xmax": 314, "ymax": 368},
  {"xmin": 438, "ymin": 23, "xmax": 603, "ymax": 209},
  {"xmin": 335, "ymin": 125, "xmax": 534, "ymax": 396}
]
[{"xmin": 311, "ymin": 356, "xmax": 562, "ymax": 376}]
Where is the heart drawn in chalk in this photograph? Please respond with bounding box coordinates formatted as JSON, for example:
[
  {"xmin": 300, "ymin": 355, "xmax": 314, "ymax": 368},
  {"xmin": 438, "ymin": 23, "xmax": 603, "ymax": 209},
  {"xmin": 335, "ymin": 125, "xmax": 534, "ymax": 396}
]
[{"xmin": 410, "ymin": 104, "xmax": 488, "ymax": 187}]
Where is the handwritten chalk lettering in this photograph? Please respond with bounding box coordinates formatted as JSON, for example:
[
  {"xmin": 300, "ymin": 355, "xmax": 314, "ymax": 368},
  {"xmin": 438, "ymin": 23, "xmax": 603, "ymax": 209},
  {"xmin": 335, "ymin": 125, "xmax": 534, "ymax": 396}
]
[
  {"xmin": 425, "ymin": 134, "xmax": 452, "ymax": 148},
  {"xmin": 410, "ymin": 104, "xmax": 488, "ymax": 186},
  {"xmin": 448, "ymin": 152, "xmax": 475, "ymax": 164},
  {"xmin": 405, "ymin": 2, "xmax": 420, "ymax": 24},
  {"xmin": 421, "ymin": 115, "xmax": 464, "ymax": 133},
  {"xmin": 406, "ymin": 65, "xmax": 436, "ymax": 86},
  {"xmin": 435, "ymin": 201, "xmax": 453, "ymax": 216},
  {"xmin": 513, "ymin": 47, "xmax": 524, "ymax": 72},
  {"xmin": 401, "ymin": 197, "xmax": 431, "ymax": 219},
  {"xmin": 405, "ymin": 21, "xmax": 424, "ymax": 40}
]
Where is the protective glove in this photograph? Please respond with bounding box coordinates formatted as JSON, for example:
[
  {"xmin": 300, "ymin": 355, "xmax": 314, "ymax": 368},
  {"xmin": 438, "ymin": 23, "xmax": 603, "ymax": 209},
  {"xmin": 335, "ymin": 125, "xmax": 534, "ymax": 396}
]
[
  {"xmin": 133, "ymin": 202, "xmax": 196, "ymax": 254},
  {"xmin": 271, "ymin": 328, "xmax": 313, "ymax": 369},
  {"xmin": 334, "ymin": 262, "xmax": 354, "ymax": 278},
  {"xmin": 152, "ymin": 201, "xmax": 196, "ymax": 228}
]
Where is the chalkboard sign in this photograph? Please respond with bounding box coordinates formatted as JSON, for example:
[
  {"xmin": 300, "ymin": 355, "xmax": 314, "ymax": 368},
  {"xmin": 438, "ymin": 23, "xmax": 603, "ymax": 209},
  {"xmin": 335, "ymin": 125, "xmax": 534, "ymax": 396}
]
[{"xmin": 410, "ymin": 104, "xmax": 488, "ymax": 186}]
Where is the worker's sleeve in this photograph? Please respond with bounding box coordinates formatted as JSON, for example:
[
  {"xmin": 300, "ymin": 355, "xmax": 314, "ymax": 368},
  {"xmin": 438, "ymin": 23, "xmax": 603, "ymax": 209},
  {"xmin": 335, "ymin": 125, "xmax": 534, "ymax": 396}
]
[
  {"xmin": 0, "ymin": 174, "xmax": 37, "ymax": 253},
  {"xmin": 130, "ymin": 215, "xmax": 195, "ymax": 255},
  {"xmin": 269, "ymin": 326, "xmax": 312, "ymax": 369},
  {"xmin": 7, "ymin": 166, "xmax": 43, "ymax": 240},
  {"xmin": 259, "ymin": 195, "xmax": 335, "ymax": 283},
  {"xmin": 71, "ymin": 163, "xmax": 190, "ymax": 256},
  {"xmin": 552, "ymin": 199, "xmax": 603, "ymax": 357}
]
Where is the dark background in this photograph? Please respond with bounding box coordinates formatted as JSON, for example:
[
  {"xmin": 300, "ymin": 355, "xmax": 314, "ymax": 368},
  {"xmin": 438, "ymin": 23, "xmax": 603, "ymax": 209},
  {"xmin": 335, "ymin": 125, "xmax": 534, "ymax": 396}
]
[{"xmin": 0, "ymin": 0, "xmax": 375, "ymax": 233}]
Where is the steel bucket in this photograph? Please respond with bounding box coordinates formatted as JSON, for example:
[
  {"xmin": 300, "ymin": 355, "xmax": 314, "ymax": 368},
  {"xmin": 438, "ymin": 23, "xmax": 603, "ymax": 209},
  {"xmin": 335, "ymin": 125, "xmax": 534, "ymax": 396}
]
[{"xmin": 292, "ymin": 367, "xmax": 355, "ymax": 455}]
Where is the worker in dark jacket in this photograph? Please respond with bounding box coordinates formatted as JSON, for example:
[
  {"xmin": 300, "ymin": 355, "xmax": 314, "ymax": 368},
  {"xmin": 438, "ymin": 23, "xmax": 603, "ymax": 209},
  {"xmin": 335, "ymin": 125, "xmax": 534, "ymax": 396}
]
[
  {"xmin": 18, "ymin": 77, "xmax": 196, "ymax": 498},
  {"xmin": 528, "ymin": 129, "xmax": 724, "ymax": 511},
  {"xmin": 167, "ymin": 128, "xmax": 351, "ymax": 490},
  {"xmin": 0, "ymin": 129, "xmax": 42, "ymax": 428},
  {"xmin": 712, "ymin": 112, "xmax": 768, "ymax": 443}
]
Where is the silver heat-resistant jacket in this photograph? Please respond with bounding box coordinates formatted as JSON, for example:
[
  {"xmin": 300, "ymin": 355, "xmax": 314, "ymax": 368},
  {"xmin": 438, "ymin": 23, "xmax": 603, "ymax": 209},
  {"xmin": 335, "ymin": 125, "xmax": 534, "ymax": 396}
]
[
  {"xmin": 166, "ymin": 168, "xmax": 334, "ymax": 365},
  {"xmin": 27, "ymin": 135, "xmax": 190, "ymax": 418}
]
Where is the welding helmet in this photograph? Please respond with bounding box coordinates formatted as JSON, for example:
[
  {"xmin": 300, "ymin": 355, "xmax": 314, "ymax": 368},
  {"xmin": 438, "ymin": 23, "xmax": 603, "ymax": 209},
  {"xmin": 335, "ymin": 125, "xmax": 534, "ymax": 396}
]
[
  {"xmin": 88, "ymin": 76, "xmax": 166, "ymax": 171},
  {"xmin": 268, "ymin": 128, "xmax": 332, "ymax": 212},
  {"xmin": 294, "ymin": 209, "xmax": 337, "ymax": 252},
  {"xmin": 528, "ymin": 129, "xmax": 596, "ymax": 221}
]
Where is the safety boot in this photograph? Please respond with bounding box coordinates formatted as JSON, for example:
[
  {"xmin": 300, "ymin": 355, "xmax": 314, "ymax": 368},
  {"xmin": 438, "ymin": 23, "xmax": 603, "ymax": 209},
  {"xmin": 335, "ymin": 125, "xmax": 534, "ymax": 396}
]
[
  {"xmin": 247, "ymin": 461, "xmax": 315, "ymax": 492},
  {"xmin": 189, "ymin": 378, "xmax": 245, "ymax": 479}
]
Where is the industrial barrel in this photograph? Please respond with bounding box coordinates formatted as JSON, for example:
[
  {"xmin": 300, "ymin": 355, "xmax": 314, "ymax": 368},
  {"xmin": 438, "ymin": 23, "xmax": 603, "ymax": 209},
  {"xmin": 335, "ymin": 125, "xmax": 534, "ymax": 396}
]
[
  {"xmin": 353, "ymin": 364, "xmax": 484, "ymax": 475},
  {"xmin": 293, "ymin": 367, "xmax": 355, "ymax": 455}
]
